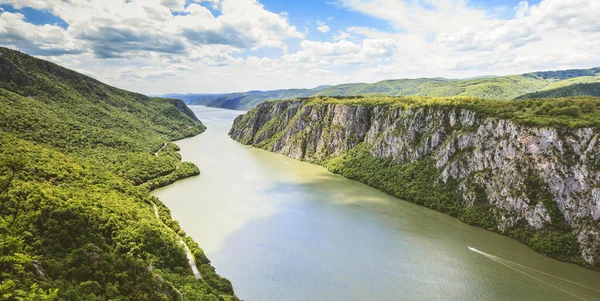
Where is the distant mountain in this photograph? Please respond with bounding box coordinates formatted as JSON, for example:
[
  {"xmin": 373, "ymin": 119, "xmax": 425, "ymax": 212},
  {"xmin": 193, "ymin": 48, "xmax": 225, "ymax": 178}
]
[
  {"xmin": 517, "ymin": 82, "xmax": 600, "ymax": 99},
  {"xmin": 170, "ymin": 67, "xmax": 600, "ymax": 110},
  {"xmin": 524, "ymin": 67, "xmax": 600, "ymax": 80},
  {"xmin": 166, "ymin": 88, "xmax": 317, "ymax": 110}
]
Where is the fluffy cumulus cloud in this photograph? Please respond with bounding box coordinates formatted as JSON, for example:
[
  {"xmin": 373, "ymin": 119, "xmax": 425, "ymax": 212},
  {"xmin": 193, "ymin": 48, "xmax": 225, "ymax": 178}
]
[
  {"xmin": 435, "ymin": 0, "xmax": 600, "ymax": 52},
  {"xmin": 0, "ymin": 0, "xmax": 307, "ymax": 92},
  {"xmin": 309, "ymin": 68, "xmax": 334, "ymax": 77},
  {"xmin": 118, "ymin": 66, "xmax": 183, "ymax": 79},
  {"xmin": 0, "ymin": 12, "xmax": 83, "ymax": 56},
  {"xmin": 0, "ymin": 0, "xmax": 599, "ymax": 94},
  {"xmin": 176, "ymin": 1, "xmax": 303, "ymax": 50},
  {"xmin": 338, "ymin": 0, "xmax": 600, "ymax": 77},
  {"xmin": 283, "ymin": 39, "xmax": 396, "ymax": 66},
  {"xmin": 316, "ymin": 21, "xmax": 331, "ymax": 33},
  {"xmin": 0, "ymin": 0, "xmax": 303, "ymax": 58}
]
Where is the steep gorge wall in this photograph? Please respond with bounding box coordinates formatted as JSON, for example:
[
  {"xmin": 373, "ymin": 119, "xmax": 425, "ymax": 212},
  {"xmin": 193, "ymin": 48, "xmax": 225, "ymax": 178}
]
[{"xmin": 230, "ymin": 99, "xmax": 600, "ymax": 269}]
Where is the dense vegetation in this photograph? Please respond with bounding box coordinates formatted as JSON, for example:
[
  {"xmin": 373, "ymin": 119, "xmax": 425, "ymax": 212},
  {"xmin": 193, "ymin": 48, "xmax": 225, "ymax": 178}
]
[
  {"xmin": 175, "ymin": 67, "xmax": 600, "ymax": 110},
  {"xmin": 517, "ymin": 83, "xmax": 600, "ymax": 99},
  {"xmin": 0, "ymin": 47, "xmax": 237, "ymax": 300}
]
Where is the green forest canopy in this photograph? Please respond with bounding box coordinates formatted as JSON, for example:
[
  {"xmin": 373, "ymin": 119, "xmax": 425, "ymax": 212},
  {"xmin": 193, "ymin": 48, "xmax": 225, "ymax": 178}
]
[{"xmin": 0, "ymin": 47, "xmax": 238, "ymax": 300}]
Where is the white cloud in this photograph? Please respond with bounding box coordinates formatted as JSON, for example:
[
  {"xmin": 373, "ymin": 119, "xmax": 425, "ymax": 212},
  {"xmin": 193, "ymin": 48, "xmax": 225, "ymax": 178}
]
[
  {"xmin": 160, "ymin": 0, "xmax": 186, "ymax": 11},
  {"xmin": 169, "ymin": 64, "xmax": 192, "ymax": 70},
  {"xmin": 369, "ymin": 65, "xmax": 398, "ymax": 76},
  {"xmin": 246, "ymin": 56, "xmax": 276, "ymax": 69},
  {"xmin": 333, "ymin": 30, "xmax": 350, "ymax": 41},
  {"xmin": 436, "ymin": 0, "xmax": 600, "ymax": 52},
  {"xmin": 186, "ymin": 45, "xmax": 244, "ymax": 66},
  {"xmin": 0, "ymin": 0, "xmax": 306, "ymax": 93},
  {"xmin": 309, "ymin": 68, "xmax": 333, "ymax": 76},
  {"xmin": 196, "ymin": 0, "xmax": 221, "ymax": 10},
  {"xmin": 317, "ymin": 21, "xmax": 330, "ymax": 33},
  {"xmin": 118, "ymin": 65, "xmax": 183, "ymax": 80},
  {"xmin": 176, "ymin": 1, "xmax": 304, "ymax": 50},
  {"xmin": 283, "ymin": 38, "xmax": 396, "ymax": 66},
  {"xmin": 337, "ymin": 0, "xmax": 600, "ymax": 78},
  {"xmin": 0, "ymin": 12, "xmax": 83, "ymax": 56},
  {"xmin": 0, "ymin": 0, "xmax": 599, "ymax": 95},
  {"xmin": 339, "ymin": 0, "xmax": 488, "ymax": 34},
  {"xmin": 0, "ymin": 0, "xmax": 303, "ymax": 59}
]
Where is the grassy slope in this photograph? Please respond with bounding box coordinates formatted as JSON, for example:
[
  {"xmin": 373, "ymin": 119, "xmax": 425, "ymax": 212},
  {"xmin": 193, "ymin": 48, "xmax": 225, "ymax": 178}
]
[{"xmin": 0, "ymin": 47, "xmax": 238, "ymax": 300}]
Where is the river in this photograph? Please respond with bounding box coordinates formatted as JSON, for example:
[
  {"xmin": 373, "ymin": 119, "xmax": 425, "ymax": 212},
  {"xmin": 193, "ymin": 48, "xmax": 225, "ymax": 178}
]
[{"xmin": 153, "ymin": 106, "xmax": 600, "ymax": 301}]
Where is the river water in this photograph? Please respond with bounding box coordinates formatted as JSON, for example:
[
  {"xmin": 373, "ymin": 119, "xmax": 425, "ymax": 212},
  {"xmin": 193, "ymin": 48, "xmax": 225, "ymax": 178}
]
[{"xmin": 153, "ymin": 106, "xmax": 600, "ymax": 301}]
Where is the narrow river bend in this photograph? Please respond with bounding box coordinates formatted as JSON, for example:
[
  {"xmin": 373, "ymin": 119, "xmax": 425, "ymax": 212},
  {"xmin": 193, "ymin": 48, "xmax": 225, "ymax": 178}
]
[{"xmin": 153, "ymin": 106, "xmax": 600, "ymax": 301}]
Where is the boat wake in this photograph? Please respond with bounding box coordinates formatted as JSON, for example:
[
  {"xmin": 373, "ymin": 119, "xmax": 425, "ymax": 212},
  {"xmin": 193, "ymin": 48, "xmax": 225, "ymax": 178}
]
[{"xmin": 468, "ymin": 246, "xmax": 599, "ymax": 301}]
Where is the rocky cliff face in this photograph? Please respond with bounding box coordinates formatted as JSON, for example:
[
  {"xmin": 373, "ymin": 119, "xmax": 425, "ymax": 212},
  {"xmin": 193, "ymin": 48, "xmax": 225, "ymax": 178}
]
[{"xmin": 230, "ymin": 99, "xmax": 600, "ymax": 269}]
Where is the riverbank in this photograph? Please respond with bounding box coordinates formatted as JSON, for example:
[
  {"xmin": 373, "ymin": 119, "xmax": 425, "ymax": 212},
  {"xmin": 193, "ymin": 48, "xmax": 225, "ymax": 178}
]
[
  {"xmin": 229, "ymin": 97, "xmax": 600, "ymax": 270},
  {"xmin": 155, "ymin": 105, "xmax": 600, "ymax": 301},
  {"xmin": 141, "ymin": 141, "xmax": 201, "ymax": 191},
  {"xmin": 143, "ymin": 118, "xmax": 239, "ymax": 299}
]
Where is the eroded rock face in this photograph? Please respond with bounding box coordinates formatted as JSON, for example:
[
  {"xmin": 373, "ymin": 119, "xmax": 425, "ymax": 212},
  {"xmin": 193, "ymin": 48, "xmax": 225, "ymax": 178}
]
[{"xmin": 229, "ymin": 100, "xmax": 600, "ymax": 268}]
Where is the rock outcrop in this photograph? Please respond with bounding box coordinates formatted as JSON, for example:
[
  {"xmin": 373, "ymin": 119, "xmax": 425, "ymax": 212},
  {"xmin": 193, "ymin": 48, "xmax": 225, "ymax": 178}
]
[{"xmin": 230, "ymin": 98, "xmax": 600, "ymax": 269}]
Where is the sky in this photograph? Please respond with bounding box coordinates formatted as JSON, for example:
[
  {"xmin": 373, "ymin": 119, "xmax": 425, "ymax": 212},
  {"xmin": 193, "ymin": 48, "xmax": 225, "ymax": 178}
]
[{"xmin": 0, "ymin": 0, "xmax": 599, "ymax": 95}]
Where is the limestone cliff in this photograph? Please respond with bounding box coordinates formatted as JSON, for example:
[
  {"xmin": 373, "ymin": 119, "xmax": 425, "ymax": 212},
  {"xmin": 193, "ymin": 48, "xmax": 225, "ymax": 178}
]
[{"xmin": 230, "ymin": 97, "xmax": 600, "ymax": 269}]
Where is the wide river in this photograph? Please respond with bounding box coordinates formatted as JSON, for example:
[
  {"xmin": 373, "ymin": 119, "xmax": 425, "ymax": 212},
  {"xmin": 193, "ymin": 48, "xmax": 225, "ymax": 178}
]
[{"xmin": 154, "ymin": 106, "xmax": 600, "ymax": 301}]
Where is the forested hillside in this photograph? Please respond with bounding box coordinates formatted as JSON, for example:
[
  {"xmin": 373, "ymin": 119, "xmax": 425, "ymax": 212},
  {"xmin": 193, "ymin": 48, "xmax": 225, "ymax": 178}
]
[
  {"xmin": 176, "ymin": 68, "xmax": 600, "ymax": 110},
  {"xmin": 0, "ymin": 47, "xmax": 238, "ymax": 300},
  {"xmin": 517, "ymin": 83, "xmax": 600, "ymax": 99}
]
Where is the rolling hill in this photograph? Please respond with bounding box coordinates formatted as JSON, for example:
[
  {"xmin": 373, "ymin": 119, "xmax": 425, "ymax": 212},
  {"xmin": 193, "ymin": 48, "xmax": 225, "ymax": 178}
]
[
  {"xmin": 517, "ymin": 82, "xmax": 600, "ymax": 99},
  {"xmin": 516, "ymin": 82, "xmax": 600, "ymax": 100},
  {"xmin": 173, "ymin": 67, "xmax": 600, "ymax": 110}
]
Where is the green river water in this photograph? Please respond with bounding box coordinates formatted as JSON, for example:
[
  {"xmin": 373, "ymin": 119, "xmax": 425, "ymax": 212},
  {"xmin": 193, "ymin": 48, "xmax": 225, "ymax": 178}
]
[{"xmin": 153, "ymin": 106, "xmax": 600, "ymax": 301}]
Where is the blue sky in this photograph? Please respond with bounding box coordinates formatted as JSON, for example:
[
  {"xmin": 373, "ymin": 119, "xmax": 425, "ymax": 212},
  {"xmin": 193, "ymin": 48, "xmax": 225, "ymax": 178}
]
[
  {"xmin": 0, "ymin": 0, "xmax": 597, "ymax": 94},
  {"xmin": 0, "ymin": 5, "xmax": 67, "ymax": 28}
]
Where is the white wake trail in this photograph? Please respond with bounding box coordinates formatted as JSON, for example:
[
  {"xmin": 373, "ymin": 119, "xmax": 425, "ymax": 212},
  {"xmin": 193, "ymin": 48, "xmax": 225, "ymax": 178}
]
[{"xmin": 468, "ymin": 246, "xmax": 593, "ymax": 301}]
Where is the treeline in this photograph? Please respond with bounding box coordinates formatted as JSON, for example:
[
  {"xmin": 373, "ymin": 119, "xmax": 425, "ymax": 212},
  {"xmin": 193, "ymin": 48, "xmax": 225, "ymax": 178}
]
[
  {"xmin": 300, "ymin": 95, "xmax": 600, "ymax": 128},
  {"xmin": 517, "ymin": 82, "xmax": 600, "ymax": 100}
]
